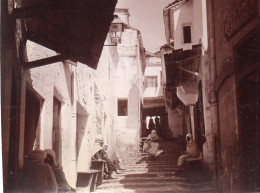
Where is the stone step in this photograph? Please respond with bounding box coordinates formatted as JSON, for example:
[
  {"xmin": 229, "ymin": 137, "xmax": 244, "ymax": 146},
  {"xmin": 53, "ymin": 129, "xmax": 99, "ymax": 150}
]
[
  {"xmin": 123, "ymin": 159, "xmax": 176, "ymax": 162},
  {"xmin": 96, "ymin": 181, "xmax": 214, "ymax": 192},
  {"xmin": 126, "ymin": 160, "xmax": 177, "ymax": 164},
  {"xmin": 102, "ymin": 176, "xmax": 187, "ymax": 183},
  {"xmin": 102, "ymin": 178, "xmax": 188, "ymax": 186},
  {"xmin": 120, "ymin": 168, "xmax": 176, "ymax": 173},
  {"xmin": 122, "ymin": 162, "xmax": 177, "ymax": 166},
  {"xmin": 100, "ymin": 180, "xmax": 213, "ymax": 187},
  {"xmin": 121, "ymin": 165, "xmax": 177, "ymax": 169},
  {"xmin": 113, "ymin": 171, "xmax": 177, "ymax": 178},
  {"xmin": 95, "ymin": 187, "xmax": 214, "ymax": 193},
  {"xmin": 123, "ymin": 162, "xmax": 176, "ymax": 167}
]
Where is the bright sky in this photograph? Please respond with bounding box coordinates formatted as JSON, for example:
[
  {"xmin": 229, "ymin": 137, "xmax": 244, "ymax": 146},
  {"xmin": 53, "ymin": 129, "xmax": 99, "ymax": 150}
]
[{"xmin": 116, "ymin": 0, "xmax": 174, "ymax": 53}]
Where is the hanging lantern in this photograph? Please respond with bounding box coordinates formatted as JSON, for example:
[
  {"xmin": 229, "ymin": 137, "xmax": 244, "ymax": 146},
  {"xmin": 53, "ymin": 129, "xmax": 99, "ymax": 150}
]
[{"xmin": 109, "ymin": 15, "xmax": 124, "ymax": 44}]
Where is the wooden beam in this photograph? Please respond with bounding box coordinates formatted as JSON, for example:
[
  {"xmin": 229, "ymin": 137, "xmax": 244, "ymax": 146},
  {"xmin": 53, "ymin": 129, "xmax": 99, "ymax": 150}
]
[
  {"xmin": 63, "ymin": 59, "xmax": 78, "ymax": 67},
  {"xmin": 12, "ymin": 4, "xmax": 57, "ymax": 19},
  {"xmin": 24, "ymin": 55, "xmax": 66, "ymax": 70}
]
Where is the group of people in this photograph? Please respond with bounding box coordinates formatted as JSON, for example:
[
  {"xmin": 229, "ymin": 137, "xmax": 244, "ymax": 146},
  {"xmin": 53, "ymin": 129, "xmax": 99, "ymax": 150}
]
[
  {"xmin": 148, "ymin": 117, "xmax": 160, "ymax": 136},
  {"xmin": 22, "ymin": 136, "xmax": 125, "ymax": 192},
  {"xmin": 23, "ymin": 149, "xmax": 74, "ymax": 193},
  {"xmin": 22, "ymin": 132, "xmax": 199, "ymax": 192},
  {"xmin": 143, "ymin": 129, "xmax": 201, "ymax": 173},
  {"xmin": 92, "ymin": 136, "xmax": 124, "ymax": 179}
]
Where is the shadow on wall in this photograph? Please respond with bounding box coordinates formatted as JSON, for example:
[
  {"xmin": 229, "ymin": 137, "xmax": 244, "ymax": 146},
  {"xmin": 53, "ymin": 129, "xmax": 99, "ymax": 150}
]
[
  {"xmin": 62, "ymin": 64, "xmax": 73, "ymax": 105},
  {"xmin": 76, "ymin": 114, "xmax": 89, "ymax": 159},
  {"xmin": 126, "ymin": 82, "xmax": 140, "ymax": 130}
]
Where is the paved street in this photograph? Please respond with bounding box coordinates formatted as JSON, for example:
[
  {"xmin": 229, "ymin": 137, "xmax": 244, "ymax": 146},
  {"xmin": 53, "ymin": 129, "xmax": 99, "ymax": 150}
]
[{"xmin": 95, "ymin": 141, "xmax": 213, "ymax": 193}]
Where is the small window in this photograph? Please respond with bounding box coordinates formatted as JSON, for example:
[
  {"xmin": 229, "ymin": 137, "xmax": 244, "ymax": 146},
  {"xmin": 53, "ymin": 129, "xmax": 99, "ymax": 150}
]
[
  {"xmin": 183, "ymin": 25, "xmax": 191, "ymax": 43},
  {"xmin": 147, "ymin": 76, "xmax": 157, "ymax": 87},
  {"xmin": 118, "ymin": 99, "xmax": 128, "ymax": 116}
]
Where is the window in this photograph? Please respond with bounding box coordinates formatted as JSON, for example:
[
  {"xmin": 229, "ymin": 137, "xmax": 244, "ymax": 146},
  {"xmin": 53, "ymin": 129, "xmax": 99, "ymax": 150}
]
[
  {"xmin": 147, "ymin": 76, "xmax": 157, "ymax": 87},
  {"xmin": 118, "ymin": 99, "xmax": 128, "ymax": 116},
  {"xmin": 183, "ymin": 25, "xmax": 191, "ymax": 43}
]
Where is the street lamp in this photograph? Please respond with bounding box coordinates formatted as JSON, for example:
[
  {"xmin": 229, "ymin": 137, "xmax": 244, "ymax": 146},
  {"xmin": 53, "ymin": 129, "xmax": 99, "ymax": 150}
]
[{"xmin": 109, "ymin": 15, "xmax": 124, "ymax": 45}]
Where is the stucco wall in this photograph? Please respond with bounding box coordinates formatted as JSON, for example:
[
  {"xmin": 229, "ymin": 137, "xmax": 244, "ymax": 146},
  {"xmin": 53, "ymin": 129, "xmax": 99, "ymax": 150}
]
[
  {"xmin": 167, "ymin": 107, "xmax": 183, "ymax": 138},
  {"xmin": 212, "ymin": 0, "xmax": 258, "ymax": 191},
  {"xmin": 143, "ymin": 65, "xmax": 163, "ymax": 97},
  {"xmin": 26, "ymin": 40, "xmax": 77, "ymax": 187},
  {"xmin": 218, "ymin": 76, "xmax": 239, "ymax": 192},
  {"xmin": 171, "ymin": 0, "xmax": 206, "ymax": 50},
  {"xmin": 26, "ymin": 38, "xmax": 119, "ymax": 188},
  {"xmin": 115, "ymin": 27, "xmax": 143, "ymax": 156}
]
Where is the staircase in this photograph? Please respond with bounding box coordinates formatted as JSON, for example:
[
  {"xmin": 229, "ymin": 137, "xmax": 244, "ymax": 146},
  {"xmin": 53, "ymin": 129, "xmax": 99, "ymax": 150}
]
[{"xmin": 95, "ymin": 140, "xmax": 213, "ymax": 193}]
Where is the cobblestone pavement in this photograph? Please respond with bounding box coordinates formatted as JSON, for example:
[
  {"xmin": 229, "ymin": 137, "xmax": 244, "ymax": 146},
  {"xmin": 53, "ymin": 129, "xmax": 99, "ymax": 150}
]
[{"xmin": 95, "ymin": 140, "xmax": 213, "ymax": 193}]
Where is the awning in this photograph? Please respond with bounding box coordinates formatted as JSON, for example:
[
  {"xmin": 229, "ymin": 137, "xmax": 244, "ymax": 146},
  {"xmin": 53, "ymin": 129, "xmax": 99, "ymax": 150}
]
[
  {"xmin": 14, "ymin": 0, "xmax": 117, "ymax": 69},
  {"xmin": 176, "ymin": 80, "xmax": 198, "ymax": 106}
]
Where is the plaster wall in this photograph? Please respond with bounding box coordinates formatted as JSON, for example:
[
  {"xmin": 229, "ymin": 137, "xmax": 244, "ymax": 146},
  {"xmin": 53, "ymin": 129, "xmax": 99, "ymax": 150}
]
[
  {"xmin": 160, "ymin": 53, "xmax": 168, "ymax": 86},
  {"xmin": 167, "ymin": 107, "xmax": 183, "ymax": 137},
  {"xmin": 143, "ymin": 65, "xmax": 163, "ymax": 97},
  {"xmin": 115, "ymin": 9, "xmax": 130, "ymax": 25},
  {"xmin": 171, "ymin": 0, "xmax": 206, "ymax": 50},
  {"xmin": 212, "ymin": 0, "xmax": 258, "ymax": 191},
  {"xmin": 115, "ymin": 27, "xmax": 143, "ymax": 156},
  {"xmin": 213, "ymin": 0, "xmax": 258, "ymax": 76},
  {"xmin": 145, "ymin": 56, "xmax": 161, "ymax": 65},
  {"xmin": 26, "ymin": 41, "xmax": 77, "ymax": 187},
  {"xmin": 218, "ymin": 76, "xmax": 239, "ymax": 192},
  {"xmin": 25, "ymin": 38, "xmax": 119, "ymax": 188},
  {"xmin": 200, "ymin": 54, "xmax": 214, "ymax": 173}
]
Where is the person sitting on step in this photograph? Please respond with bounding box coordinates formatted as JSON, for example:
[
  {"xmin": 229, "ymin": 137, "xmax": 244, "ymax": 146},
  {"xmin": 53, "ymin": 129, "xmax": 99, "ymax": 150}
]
[
  {"xmin": 44, "ymin": 149, "xmax": 76, "ymax": 193},
  {"xmin": 23, "ymin": 149, "xmax": 58, "ymax": 193},
  {"xmin": 144, "ymin": 130, "xmax": 160, "ymax": 160},
  {"xmin": 92, "ymin": 136, "xmax": 120, "ymax": 179},
  {"xmin": 174, "ymin": 133, "xmax": 200, "ymax": 173},
  {"xmin": 103, "ymin": 145, "xmax": 125, "ymax": 171}
]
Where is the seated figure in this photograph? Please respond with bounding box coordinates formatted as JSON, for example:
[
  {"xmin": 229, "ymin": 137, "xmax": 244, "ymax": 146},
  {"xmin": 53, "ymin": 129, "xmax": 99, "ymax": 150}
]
[
  {"xmin": 92, "ymin": 137, "xmax": 120, "ymax": 179},
  {"xmin": 44, "ymin": 149, "xmax": 75, "ymax": 193},
  {"xmin": 143, "ymin": 130, "xmax": 160, "ymax": 160},
  {"xmin": 174, "ymin": 133, "xmax": 200, "ymax": 172},
  {"xmin": 23, "ymin": 149, "xmax": 57, "ymax": 193}
]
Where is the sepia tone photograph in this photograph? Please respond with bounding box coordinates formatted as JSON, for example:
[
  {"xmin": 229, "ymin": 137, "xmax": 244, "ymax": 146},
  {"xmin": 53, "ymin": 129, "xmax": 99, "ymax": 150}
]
[{"xmin": 1, "ymin": 0, "xmax": 259, "ymax": 192}]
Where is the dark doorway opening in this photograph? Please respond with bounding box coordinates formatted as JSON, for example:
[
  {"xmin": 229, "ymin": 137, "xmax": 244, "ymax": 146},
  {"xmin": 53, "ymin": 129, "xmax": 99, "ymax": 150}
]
[
  {"xmin": 193, "ymin": 81, "xmax": 206, "ymax": 150},
  {"xmin": 7, "ymin": 72, "xmax": 21, "ymax": 190},
  {"xmin": 236, "ymin": 29, "xmax": 260, "ymax": 192},
  {"xmin": 24, "ymin": 88, "xmax": 41, "ymax": 156}
]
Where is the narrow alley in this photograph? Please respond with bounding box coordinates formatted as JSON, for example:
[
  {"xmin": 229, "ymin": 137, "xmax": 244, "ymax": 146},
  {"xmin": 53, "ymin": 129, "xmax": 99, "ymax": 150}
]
[
  {"xmin": 1, "ymin": 0, "xmax": 259, "ymax": 192},
  {"xmin": 95, "ymin": 140, "xmax": 213, "ymax": 193}
]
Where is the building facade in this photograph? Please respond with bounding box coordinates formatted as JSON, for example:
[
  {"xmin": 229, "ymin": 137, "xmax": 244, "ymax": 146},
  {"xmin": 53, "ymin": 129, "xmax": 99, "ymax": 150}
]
[
  {"xmin": 114, "ymin": 8, "xmax": 146, "ymax": 157},
  {"xmin": 207, "ymin": 0, "xmax": 260, "ymax": 192},
  {"xmin": 162, "ymin": 0, "xmax": 260, "ymax": 192},
  {"xmin": 9, "ymin": 35, "xmax": 119, "ymax": 190},
  {"xmin": 141, "ymin": 51, "xmax": 167, "ymax": 138},
  {"xmin": 162, "ymin": 0, "xmax": 214, "ymax": 172},
  {"xmin": 1, "ymin": 0, "xmax": 117, "ymax": 190}
]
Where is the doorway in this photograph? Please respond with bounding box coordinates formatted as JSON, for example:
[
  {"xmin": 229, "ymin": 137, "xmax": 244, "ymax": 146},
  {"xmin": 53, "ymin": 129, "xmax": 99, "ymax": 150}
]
[
  {"xmin": 24, "ymin": 88, "xmax": 41, "ymax": 156},
  {"xmin": 236, "ymin": 30, "xmax": 260, "ymax": 192}
]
